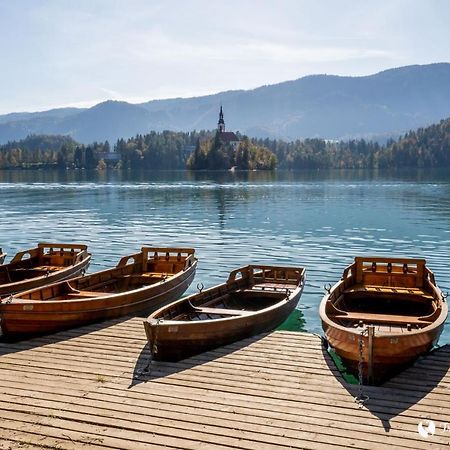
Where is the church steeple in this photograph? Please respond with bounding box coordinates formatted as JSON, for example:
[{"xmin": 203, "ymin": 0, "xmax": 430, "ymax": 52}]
[{"xmin": 218, "ymin": 105, "xmax": 225, "ymax": 133}]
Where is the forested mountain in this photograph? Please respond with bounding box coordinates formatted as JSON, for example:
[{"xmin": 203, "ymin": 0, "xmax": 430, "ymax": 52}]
[
  {"xmin": 0, "ymin": 118, "xmax": 448, "ymax": 170},
  {"xmin": 379, "ymin": 117, "xmax": 450, "ymax": 168},
  {"xmin": 0, "ymin": 64, "xmax": 449, "ymax": 144},
  {"xmin": 256, "ymin": 118, "xmax": 450, "ymax": 169}
]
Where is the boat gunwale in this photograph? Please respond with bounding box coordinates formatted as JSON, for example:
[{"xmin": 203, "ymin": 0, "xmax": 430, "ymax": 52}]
[
  {"xmin": 6, "ymin": 256, "xmax": 198, "ymax": 306},
  {"xmin": 146, "ymin": 265, "xmax": 306, "ymax": 326}
]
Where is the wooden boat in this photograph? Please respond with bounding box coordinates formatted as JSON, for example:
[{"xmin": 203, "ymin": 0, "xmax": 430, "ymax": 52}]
[
  {"xmin": 320, "ymin": 257, "xmax": 448, "ymax": 384},
  {"xmin": 144, "ymin": 264, "xmax": 306, "ymax": 361},
  {"xmin": 0, "ymin": 247, "xmax": 197, "ymax": 339},
  {"xmin": 0, "ymin": 243, "xmax": 91, "ymax": 297},
  {"xmin": 0, "ymin": 248, "xmax": 6, "ymax": 265}
]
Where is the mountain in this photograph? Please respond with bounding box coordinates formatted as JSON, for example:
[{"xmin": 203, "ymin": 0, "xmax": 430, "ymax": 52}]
[{"xmin": 0, "ymin": 63, "xmax": 449, "ymax": 144}]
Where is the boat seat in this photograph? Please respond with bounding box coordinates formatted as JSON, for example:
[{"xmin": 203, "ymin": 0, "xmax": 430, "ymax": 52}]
[
  {"xmin": 331, "ymin": 311, "xmax": 433, "ymax": 325},
  {"xmin": 33, "ymin": 266, "xmax": 65, "ymax": 272},
  {"xmin": 66, "ymin": 290, "xmax": 106, "ymax": 298},
  {"xmin": 194, "ymin": 307, "xmax": 252, "ymax": 316},
  {"xmin": 251, "ymin": 283, "xmax": 296, "ymax": 290},
  {"xmin": 344, "ymin": 284, "xmax": 434, "ymax": 299},
  {"xmin": 141, "ymin": 272, "xmax": 168, "ymax": 278}
]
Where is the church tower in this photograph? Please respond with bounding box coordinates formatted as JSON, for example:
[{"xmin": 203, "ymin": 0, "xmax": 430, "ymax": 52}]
[{"xmin": 217, "ymin": 105, "xmax": 225, "ymax": 133}]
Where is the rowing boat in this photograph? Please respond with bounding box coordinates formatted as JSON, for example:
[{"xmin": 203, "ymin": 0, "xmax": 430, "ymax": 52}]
[
  {"xmin": 320, "ymin": 257, "xmax": 448, "ymax": 384},
  {"xmin": 0, "ymin": 247, "xmax": 197, "ymax": 338},
  {"xmin": 0, "ymin": 248, "xmax": 6, "ymax": 265},
  {"xmin": 144, "ymin": 264, "xmax": 306, "ymax": 361},
  {"xmin": 0, "ymin": 243, "xmax": 91, "ymax": 297}
]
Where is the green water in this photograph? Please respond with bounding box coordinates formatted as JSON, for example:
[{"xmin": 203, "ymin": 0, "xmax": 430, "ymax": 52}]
[{"xmin": 276, "ymin": 309, "xmax": 306, "ymax": 332}]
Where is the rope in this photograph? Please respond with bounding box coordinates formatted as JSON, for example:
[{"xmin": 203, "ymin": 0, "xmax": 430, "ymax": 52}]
[{"xmin": 307, "ymin": 282, "xmax": 325, "ymax": 289}]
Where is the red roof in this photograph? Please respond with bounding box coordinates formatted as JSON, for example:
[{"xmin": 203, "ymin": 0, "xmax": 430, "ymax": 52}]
[{"xmin": 219, "ymin": 131, "xmax": 239, "ymax": 142}]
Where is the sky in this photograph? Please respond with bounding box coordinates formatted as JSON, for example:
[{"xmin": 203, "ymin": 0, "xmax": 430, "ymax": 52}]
[{"xmin": 0, "ymin": 0, "xmax": 449, "ymax": 114}]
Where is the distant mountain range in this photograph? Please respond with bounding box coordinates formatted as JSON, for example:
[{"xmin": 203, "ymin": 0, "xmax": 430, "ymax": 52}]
[{"xmin": 0, "ymin": 63, "xmax": 449, "ymax": 144}]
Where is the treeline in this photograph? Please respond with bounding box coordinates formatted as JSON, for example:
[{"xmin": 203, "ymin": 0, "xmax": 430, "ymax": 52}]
[
  {"xmin": 378, "ymin": 118, "xmax": 450, "ymax": 168},
  {"xmin": 116, "ymin": 130, "xmax": 210, "ymax": 169},
  {"xmin": 0, "ymin": 135, "xmax": 111, "ymax": 169},
  {"xmin": 0, "ymin": 131, "xmax": 209, "ymax": 170},
  {"xmin": 0, "ymin": 118, "xmax": 449, "ymax": 170},
  {"xmin": 187, "ymin": 134, "xmax": 277, "ymax": 170},
  {"xmin": 254, "ymin": 118, "xmax": 450, "ymax": 169}
]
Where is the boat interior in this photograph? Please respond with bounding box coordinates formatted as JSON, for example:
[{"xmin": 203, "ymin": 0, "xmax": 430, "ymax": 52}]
[
  {"xmin": 0, "ymin": 243, "xmax": 88, "ymax": 284},
  {"xmin": 157, "ymin": 265, "xmax": 304, "ymax": 321},
  {"xmin": 326, "ymin": 257, "xmax": 442, "ymax": 332},
  {"xmin": 16, "ymin": 247, "xmax": 195, "ymax": 301},
  {"xmin": 159, "ymin": 289, "xmax": 289, "ymax": 321}
]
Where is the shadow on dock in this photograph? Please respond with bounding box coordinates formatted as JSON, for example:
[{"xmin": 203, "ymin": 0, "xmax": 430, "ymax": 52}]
[
  {"xmin": 129, "ymin": 333, "xmax": 271, "ymax": 388},
  {"xmin": 0, "ymin": 315, "xmax": 138, "ymax": 354},
  {"xmin": 323, "ymin": 343, "xmax": 450, "ymax": 431}
]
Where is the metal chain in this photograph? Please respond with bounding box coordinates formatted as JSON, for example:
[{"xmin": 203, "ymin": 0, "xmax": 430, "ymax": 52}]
[
  {"xmin": 355, "ymin": 327, "xmax": 369, "ymax": 408},
  {"xmin": 152, "ymin": 319, "xmax": 161, "ymax": 358}
]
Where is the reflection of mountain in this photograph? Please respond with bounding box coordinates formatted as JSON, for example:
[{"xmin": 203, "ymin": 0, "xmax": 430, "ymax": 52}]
[{"xmin": 1, "ymin": 64, "xmax": 450, "ymax": 144}]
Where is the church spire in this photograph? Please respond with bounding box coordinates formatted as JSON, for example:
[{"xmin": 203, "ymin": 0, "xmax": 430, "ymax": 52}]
[{"xmin": 218, "ymin": 105, "xmax": 225, "ymax": 133}]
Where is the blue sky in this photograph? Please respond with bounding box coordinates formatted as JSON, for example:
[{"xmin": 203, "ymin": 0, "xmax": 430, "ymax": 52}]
[{"xmin": 0, "ymin": 0, "xmax": 449, "ymax": 114}]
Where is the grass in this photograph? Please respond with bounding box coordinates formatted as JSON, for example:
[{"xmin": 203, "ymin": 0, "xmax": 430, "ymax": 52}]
[{"xmin": 95, "ymin": 374, "xmax": 107, "ymax": 383}]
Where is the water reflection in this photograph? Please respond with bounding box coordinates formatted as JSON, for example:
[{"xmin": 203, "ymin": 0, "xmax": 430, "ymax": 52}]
[{"xmin": 1, "ymin": 168, "xmax": 450, "ymax": 341}]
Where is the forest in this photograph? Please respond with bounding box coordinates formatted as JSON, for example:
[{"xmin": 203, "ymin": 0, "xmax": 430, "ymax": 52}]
[
  {"xmin": 187, "ymin": 134, "xmax": 277, "ymax": 170},
  {"xmin": 0, "ymin": 118, "xmax": 448, "ymax": 170}
]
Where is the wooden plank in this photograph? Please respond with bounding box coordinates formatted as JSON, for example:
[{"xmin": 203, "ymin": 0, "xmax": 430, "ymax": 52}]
[
  {"xmin": 5, "ymin": 342, "xmax": 450, "ymax": 420},
  {"xmin": 3, "ymin": 342, "xmax": 450, "ymax": 412},
  {"xmin": 0, "ymin": 316, "xmax": 449, "ymax": 449},
  {"xmin": 0, "ymin": 378, "xmax": 441, "ymax": 448},
  {"xmin": 0, "ymin": 396, "xmax": 435, "ymax": 450}
]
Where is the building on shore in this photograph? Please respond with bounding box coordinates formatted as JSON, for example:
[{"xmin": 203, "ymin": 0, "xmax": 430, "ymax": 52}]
[{"xmin": 217, "ymin": 105, "xmax": 239, "ymax": 150}]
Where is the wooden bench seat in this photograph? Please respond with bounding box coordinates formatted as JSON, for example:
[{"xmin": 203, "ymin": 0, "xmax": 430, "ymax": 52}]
[
  {"xmin": 194, "ymin": 307, "xmax": 252, "ymax": 317},
  {"xmin": 141, "ymin": 272, "xmax": 167, "ymax": 278},
  {"xmin": 344, "ymin": 284, "xmax": 434, "ymax": 299},
  {"xmin": 33, "ymin": 266, "xmax": 65, "ymax": 272},
  {"xmin": 66, "ymin": 290, "xmax": 107, "ymax": 298},
  {"xmin": 251, "ymin": 283, "xmax": 296, "ymax": 290},
  {"xmin": 332, "ymin": 311, "xmax": 432, "ymax": 325}
]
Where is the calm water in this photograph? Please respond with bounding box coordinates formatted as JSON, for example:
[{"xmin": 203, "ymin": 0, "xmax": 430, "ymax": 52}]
[{"xmin": 1, "ymin": 169, "xmax": 450, "ymax": 342}]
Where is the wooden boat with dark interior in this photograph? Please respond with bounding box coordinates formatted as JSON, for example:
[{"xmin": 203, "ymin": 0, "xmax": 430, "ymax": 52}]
[
  {"xmin": 0, "ymin": 248, "xmax": 6, "ymax": 265},
  {"xmin": 320, "ymin": 256, "xmax": 448, "ymax": 384},
  {"xmin": 0, "ymin": 243, "xmax": 91, "ymax": 297},
  {"xmin": 144, "ymin": 264, "xmax": 306, "ymax": 361},
  {"xmin": 0, "ymin": 247, "xmax": 197, "ymax": 338}
]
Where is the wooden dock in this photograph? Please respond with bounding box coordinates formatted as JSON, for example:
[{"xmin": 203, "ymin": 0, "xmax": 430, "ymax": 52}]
[{"xmin": 0, "ymin": 317, "xmax": 449, "ymax": 449}]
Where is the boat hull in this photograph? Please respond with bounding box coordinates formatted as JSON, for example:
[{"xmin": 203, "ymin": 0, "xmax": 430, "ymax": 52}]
[
  {"xmin": 144, "ymin": 266, "xmax": 305, "ymax": 361},
  {"xmin": 0, "ymin": 261, "xmax": 196, "ymax": 339},
  {"xmin": 323, "ymin": 319, "xmax": 445, "ymax": 383}
]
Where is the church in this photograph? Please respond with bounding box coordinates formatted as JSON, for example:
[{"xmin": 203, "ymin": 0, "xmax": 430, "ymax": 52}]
[{"xmin": 216, "ymin": 106, "xmax": 239, "ymax": 150}]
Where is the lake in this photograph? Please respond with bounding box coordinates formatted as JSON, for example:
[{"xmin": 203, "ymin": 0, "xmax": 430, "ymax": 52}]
[{"xmin": 1, "ymin": 168, "xmax": 450, "ymax": 342}]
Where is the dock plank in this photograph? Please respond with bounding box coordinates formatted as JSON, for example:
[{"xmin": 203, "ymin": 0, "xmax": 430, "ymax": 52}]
[{"xmin": 0, "ymin": 317, "xmax": 449, "ymax": 449}]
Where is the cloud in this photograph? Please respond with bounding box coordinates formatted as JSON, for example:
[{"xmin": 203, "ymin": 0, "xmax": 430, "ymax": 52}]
[{"xmin": 0, "ymin": 0, "xmax": 448, "ymax": 113}]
